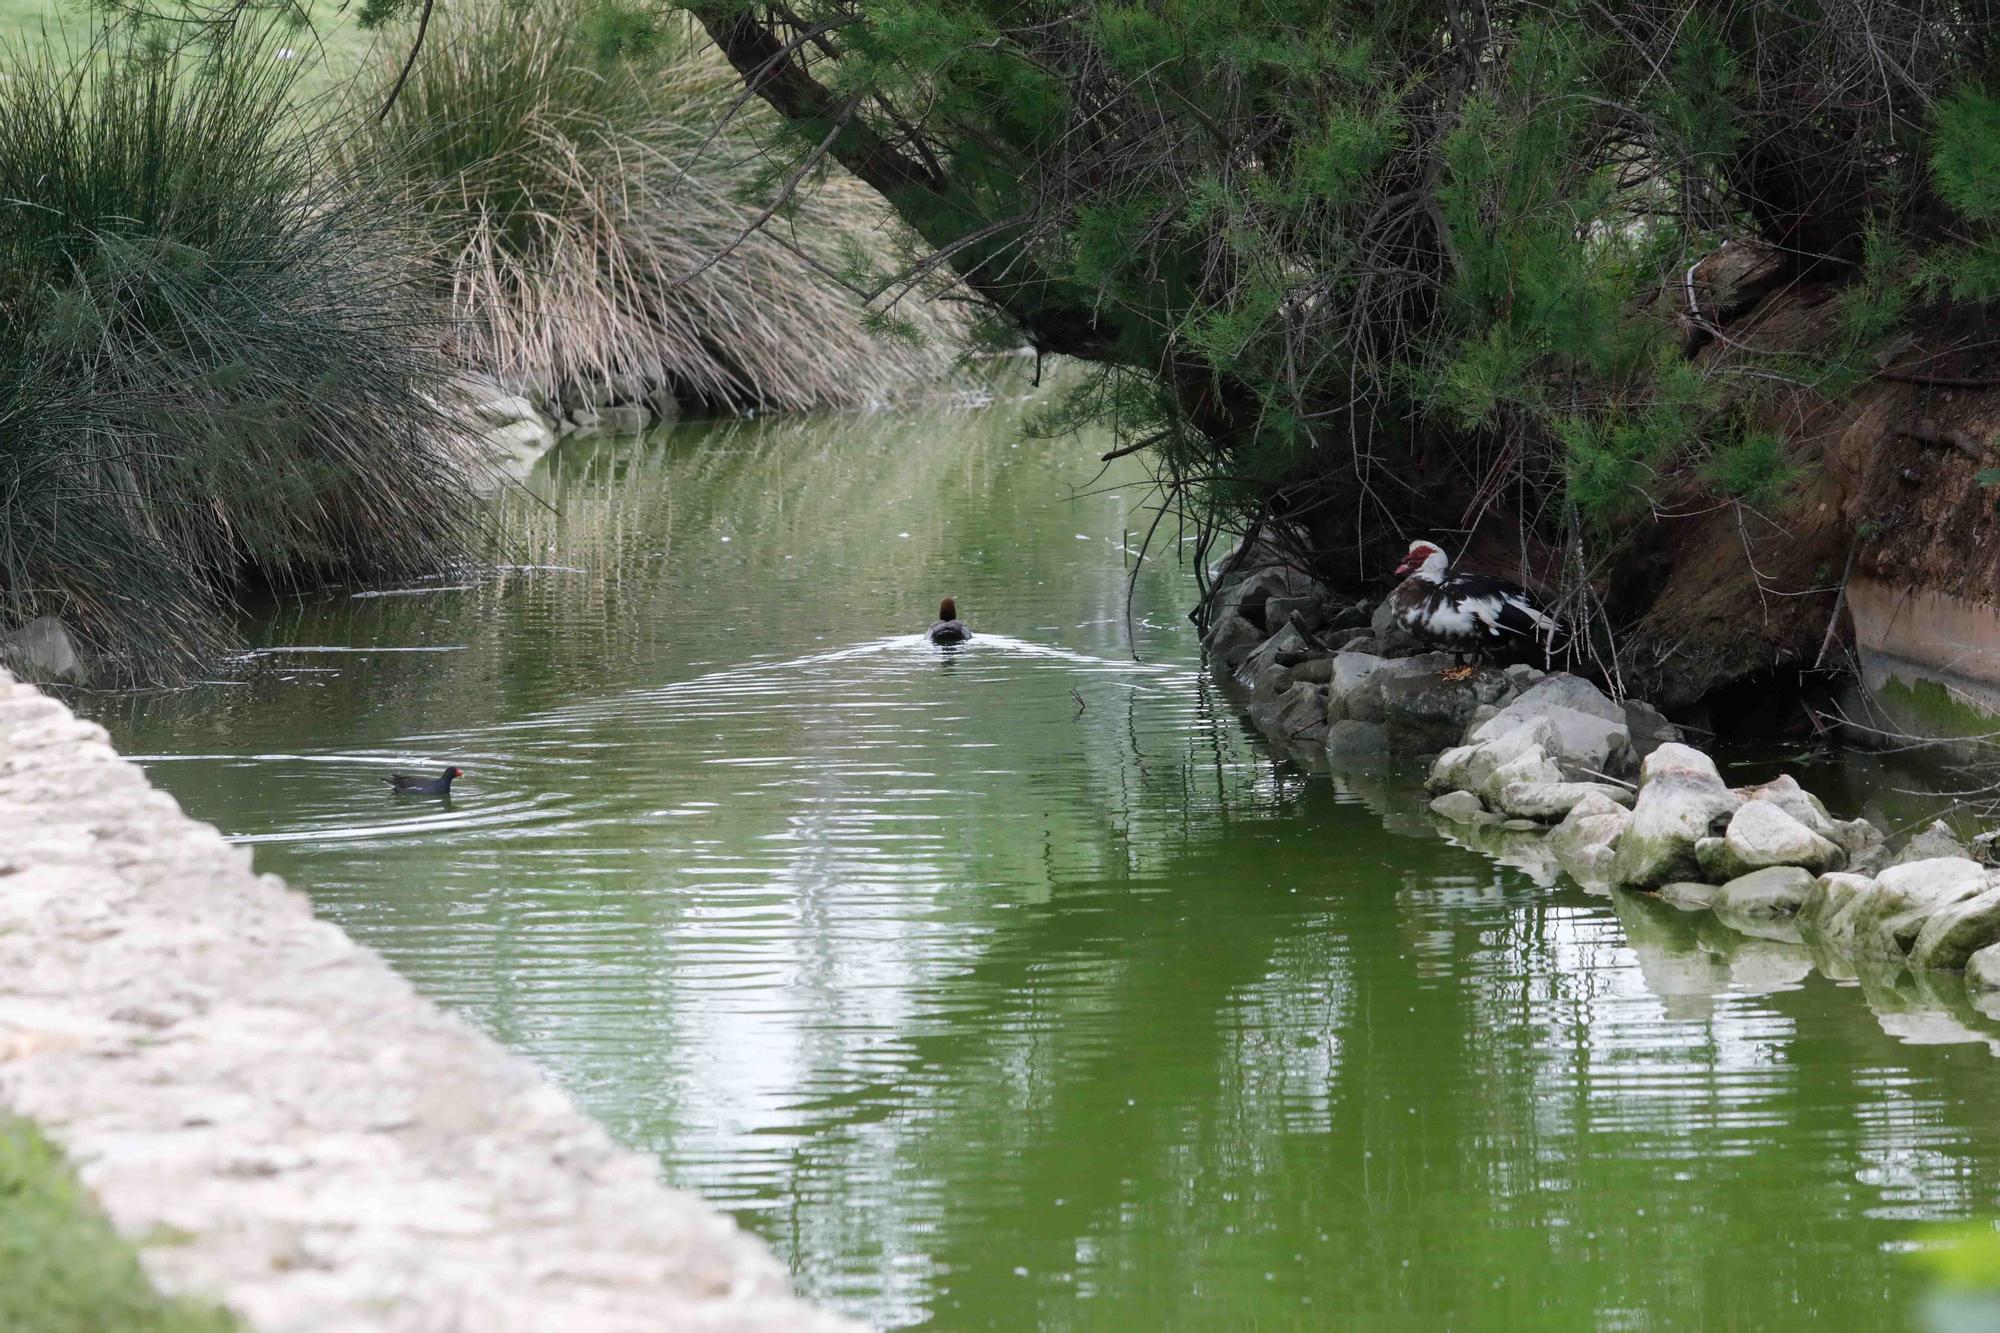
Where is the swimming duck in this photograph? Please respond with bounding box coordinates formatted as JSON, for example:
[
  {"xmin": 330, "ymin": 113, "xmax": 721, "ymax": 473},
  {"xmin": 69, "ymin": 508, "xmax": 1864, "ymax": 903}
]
[
  {"xmin": 385, "ymin": 765, "xmax": 464, "ymax": 795},
  {"xmin": 928, "ymin": 597, "xmax": 970, "ymax": 644},
  {"xmin": 1387, "ymin": 539, "xmax": 1562, "ymax": 662}
]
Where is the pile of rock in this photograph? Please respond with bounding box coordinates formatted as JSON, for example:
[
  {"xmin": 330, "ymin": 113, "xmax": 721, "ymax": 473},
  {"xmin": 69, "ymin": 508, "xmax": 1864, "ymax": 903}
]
[
  {"xmin": 443, "ymin": 371, "xmax": 673, "ymax": 485},
  {"xmin": 1206, "ymin": 541, "xmax": 2000, "ymax": 990},
  {"xmin": 1203, "ymin": 545, "xmax": 1674, "ymax": 770},
  {"xmin": 1422, "ymin": 674, "xmax": 2000, "ymax": 985}
]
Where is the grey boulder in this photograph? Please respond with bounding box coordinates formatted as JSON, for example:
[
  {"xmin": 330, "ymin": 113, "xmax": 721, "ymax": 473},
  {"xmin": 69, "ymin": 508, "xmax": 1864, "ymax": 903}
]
[
  {"xmin": 1494, "ymin": 781, "xmax": 1634, "ymax": 823},
  {"xmin": 1253, "ymin": 682, "xmax": 1330, "ymax": 742},
  {"xmin": 1467, "ymin": 673, "xmax": 1632, "ymax": 779},
  {"xmin": 1891, "ymin": 820, "xmax": 1972, "ymax": 868},
  {"xmin": 1798, "ymin": 872, "xmax": 1876, "ymax": 936},
  {"xmin": 1712, "ymin": 865, "xmax": 1817, "ymax": 933},
  {"xmin": 1607, "ymin": 743, "xmax": 1741, "ymax": 890},
  {"xmin": 1909, "ymin": 887, "xmax": 2000, "ymax": 972},
  {"xmin": 1429, "ymin": 790, "xmax": 1495, "ymax": 825},
  {"xmin": 1548, "ymin": 789, "xmax": 1632, "ymax": 887},
  {"xmin": 1967, "ymin": 943, "xmax": 2000, "ymax": 991},
  {"xmin": 1659, "ymin": 880, "xmax": 1723, "ymax": 912},
  {"xmin": 1324, "ymin": 718, "xmax": 1389, "ymax": 763},
  {"xmin": 1203, "ymin": 611, "xmax": 1267, "ymax": 670},
  {"xmin": 1694, "ymin": 799, "xmax": 1846, "ymax": 881},
  {"xmin": 1236, "ymin": 623, "xmax": 1311, "ymax": 687},
  {"xmin": 1821, "ymin": 857, "xmax": 1988, "ymax": 959}
]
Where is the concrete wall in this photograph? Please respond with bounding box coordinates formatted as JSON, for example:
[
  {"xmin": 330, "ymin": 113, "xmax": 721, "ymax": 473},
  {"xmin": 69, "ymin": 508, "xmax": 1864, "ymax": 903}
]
[
  {"xmin": 1848, "ymin": 577, "xmax": 2000, "ymax": 747},
  {"xmin": 0, "ymin": 670, "xmax": 855, "ymax": 1332}
]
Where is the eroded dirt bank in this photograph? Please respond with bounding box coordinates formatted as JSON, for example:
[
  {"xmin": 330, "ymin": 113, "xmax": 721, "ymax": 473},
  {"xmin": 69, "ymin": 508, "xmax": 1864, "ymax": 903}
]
[{"xmin": 0, "ymin": 670, "xmax": 853, "ymax": 1333}]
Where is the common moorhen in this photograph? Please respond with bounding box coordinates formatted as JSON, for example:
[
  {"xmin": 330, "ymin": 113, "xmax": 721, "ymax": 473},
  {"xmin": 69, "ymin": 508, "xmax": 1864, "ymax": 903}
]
[
  {"xmin": 385, "ymin": 765, "xmax": 464, "ymax": 795},
  {"xmin": 928, "ymin": 597, "xmax": 970, "ymax": 644}
]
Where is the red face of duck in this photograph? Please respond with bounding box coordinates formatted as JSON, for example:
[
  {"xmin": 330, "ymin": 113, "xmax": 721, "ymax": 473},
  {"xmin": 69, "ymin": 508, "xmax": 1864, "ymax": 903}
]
[
  {"xmin": 449, "ymin": 767, "xmax": 465, "ymax": 779},
  {"xmin": 1394, "ymin": 542, "xmax": 1443, "ymax": 577}
]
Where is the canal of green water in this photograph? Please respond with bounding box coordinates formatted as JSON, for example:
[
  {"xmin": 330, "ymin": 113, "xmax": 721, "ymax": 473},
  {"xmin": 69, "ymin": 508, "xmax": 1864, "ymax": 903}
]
[{"xmin": 81, "ymin": 389, "xmax": 2000, "ymax": 1329}]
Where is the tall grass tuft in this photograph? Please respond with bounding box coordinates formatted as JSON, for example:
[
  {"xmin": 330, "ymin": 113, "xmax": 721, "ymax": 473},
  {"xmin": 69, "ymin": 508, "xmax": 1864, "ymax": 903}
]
[
  {"xmin": 361, "ymin": 4, "xmax": 969, "ymax": 413},
  {"xmin": 0, "ymin": 31, "xmax": 478, "ymax": 683}
]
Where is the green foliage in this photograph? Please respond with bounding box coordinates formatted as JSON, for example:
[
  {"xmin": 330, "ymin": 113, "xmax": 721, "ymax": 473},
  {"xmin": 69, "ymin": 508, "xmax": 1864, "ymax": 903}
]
[
  {"xmin": 1653, "ymin": 15, "xmax": 1743, "ymax": 161},
  {"xmin": 0, "ymin": 28, "xmax": 475, "ymax": 681},
  {"xmin": 678, "ymin": 0, "xmax": 2000, "ymax": 568},
  {"xmin": 0, "ymin": 1115, "xmax": 239, "ymax": 1332},
  {"xmin": 1837, "ymin": 224, "xmax": 1913, "ymax": 344},
  {"xmin": 1704, "ymin": 428, "xmax": 1794, "ymax": 507},
  {"xmin": 1931, "ymin": 88, "xmax": 2000, "ymax": 224}
]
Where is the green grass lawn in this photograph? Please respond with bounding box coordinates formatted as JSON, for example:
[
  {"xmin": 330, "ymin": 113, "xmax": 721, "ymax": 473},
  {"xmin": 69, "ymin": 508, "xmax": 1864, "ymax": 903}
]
[
  {"xmin": 0, "ymin": 1116, "xmax": 240, "ymax": 1333},
  {"xmin": 0, "ymin": 0, "xmax": 377, "ymax": 88}
]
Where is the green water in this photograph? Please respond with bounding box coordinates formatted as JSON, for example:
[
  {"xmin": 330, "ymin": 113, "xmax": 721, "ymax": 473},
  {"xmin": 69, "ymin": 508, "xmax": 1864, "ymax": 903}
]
[{"xmin": 82, "ymin": 392, "xmax": 2000, "ymax": 1330}]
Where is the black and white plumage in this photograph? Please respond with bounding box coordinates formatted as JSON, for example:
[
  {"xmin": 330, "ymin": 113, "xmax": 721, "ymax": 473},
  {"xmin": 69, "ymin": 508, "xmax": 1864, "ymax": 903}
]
[{"xmin": 1387, "ymin": 540, "xmax": 1562, "ymax": 658}]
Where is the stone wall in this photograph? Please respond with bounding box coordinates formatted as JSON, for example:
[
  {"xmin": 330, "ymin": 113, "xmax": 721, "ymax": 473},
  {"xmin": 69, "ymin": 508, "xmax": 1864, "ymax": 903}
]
[{"xmin": 0, "ymin": 670, "xmax": 854, "ymax": 1333}]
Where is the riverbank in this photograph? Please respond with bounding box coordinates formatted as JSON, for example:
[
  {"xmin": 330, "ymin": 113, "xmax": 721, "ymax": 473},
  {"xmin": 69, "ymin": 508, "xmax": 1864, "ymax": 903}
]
[
  {"xmin": 1205, "ymin": 542, "xmax": 2000, "ymax": 1027},
  {"xmin": 0, "ymin": 669, "xmax": 852, "ymax": 1332}
]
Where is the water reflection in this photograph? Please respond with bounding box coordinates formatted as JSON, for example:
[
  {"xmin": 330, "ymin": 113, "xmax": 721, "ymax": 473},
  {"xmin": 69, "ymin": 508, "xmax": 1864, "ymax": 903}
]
[{"xmin": 81, "ymin": 386, "xmax": 2000, "ymax": 1331}]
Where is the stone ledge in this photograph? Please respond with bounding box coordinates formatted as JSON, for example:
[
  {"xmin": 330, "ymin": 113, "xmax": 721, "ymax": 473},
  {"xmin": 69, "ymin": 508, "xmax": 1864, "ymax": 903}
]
[{"xmin": 0, "ymin": 670, "xmax": 855, "ymax": 1333}]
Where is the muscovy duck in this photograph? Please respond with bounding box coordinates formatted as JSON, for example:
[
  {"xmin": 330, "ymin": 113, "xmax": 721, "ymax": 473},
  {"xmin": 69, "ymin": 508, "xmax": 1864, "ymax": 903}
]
[
  {"xmin": 385, "ymin": 765, "xmax": 464, "ymax": 795},
  {"xmin": 928, "ymin": 597, "xmax": 970, "ymax": 645},
  {"xmin": 1387, "ymin": 540, "xmax": 1562, "ymax": 662}
]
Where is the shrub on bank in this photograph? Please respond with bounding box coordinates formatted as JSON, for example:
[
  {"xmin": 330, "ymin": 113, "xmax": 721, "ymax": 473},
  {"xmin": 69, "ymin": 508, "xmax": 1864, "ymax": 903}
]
[
  {"xmin": 0, "ymin": 34, "xmax": 477, "ymax": 683},
  {"xmin": 360, "ymin": 4, "xmax": 968, "ymax": 414}
]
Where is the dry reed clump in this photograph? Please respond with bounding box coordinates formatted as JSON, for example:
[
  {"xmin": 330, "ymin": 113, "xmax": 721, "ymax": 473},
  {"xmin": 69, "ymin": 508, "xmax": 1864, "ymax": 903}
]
[
  {"xmin": 361, "ymin": 7, "xmax": 970, "ymax": 414},
  {"xmin": 0, "ymin": 32, "xmax": 478, "ymax": 685}
]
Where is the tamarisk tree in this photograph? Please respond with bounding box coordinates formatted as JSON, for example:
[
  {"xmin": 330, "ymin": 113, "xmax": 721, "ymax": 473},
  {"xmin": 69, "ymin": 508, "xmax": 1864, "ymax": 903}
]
[{"xmin": 683, "ymin": 0, "xmax": 2000, "ymax": 637}]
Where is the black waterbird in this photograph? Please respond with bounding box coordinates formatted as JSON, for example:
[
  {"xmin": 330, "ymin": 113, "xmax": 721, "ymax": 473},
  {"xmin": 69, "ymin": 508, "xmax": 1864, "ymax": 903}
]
[
  {"xmin": 928, "ymin": 597, "xmax": 970, "ymax": 645},
  {"xmin": 385, "ymin": 765, "xmax": 464, "ymax": 795}
]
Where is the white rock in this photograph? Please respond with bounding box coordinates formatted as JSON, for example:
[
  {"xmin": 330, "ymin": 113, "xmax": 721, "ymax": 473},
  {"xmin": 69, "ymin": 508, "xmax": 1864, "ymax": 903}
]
[
  {"xmin": 1660, "ymin": 880, "xmax": 1723, "ymax": 912},
  {"xmin": 1910, "ymin": 887, "xmax": 2000, "ymax": 971},
  {"xmin": 1471, "ymin": 703, "xmax": 1626, "ymax": 778},
  {"xmin": 1468, "ymin": 673, "xmax": 1633, "ymax": 778},
  {"xmin": 1427, "ymin": 717, "xmax": 1559, "ymax": 795},
  {"xmin": 1494, "ymin": 781, "xmax": 1634, "ymax": 823},
  {"xmin": 1548, "ymin": 790, "xmax": 1632, "ymax": 887},
  {"xmin": 1696, "ymin": 799, "xmax": 1846, "ymax": 880},
  {"xmin": 1477, "ymin": 746, "xmax": 1565, "ymax": 808},
  {"xmin": 1427, "ymin": 743, "xmax": 1479, "ymax": 793},
  {"xmin": 1330, "ymin": 651, "xmax": 1390, "ymax": 703},
  {"xmin": 1504, "ymin": 673, "xmax": 1626, "ymax": 725},
  {"xmin": 1607, "ymin": 744, "xmax": 1740, "ymax": 890},
  {"xmin": 1821, "ymin": 857, "xmax": 1989, "ymax": 958},
  {"xmin": 1967, "ymin": 942, "xmax": 2000, "ymax": 991},
  {"xmin": 1892, "ymin": 820, "xmax": 1971, "ymax": 867},
  {"xmin": 1799, "ymin": 872, "xmax": 1876, "ymax": 935},
  {"xmin": 1430, "ymin": 790, "xmax": 1495, "ymax": 825},
  {"xmin": 1712, "ymin": 865, "xmax": 1817, "ymax": 931},
  {"xmin": 1733, "ymin": 774, "xmax": 1834, "ymax": 836},
  {"xmin": 0, "ymin": 616, "xmax": 84, "ymax": 683},
  {"xmin": 1638, "ymin": 741, "xmax": 1724, "ymax": 786}
]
